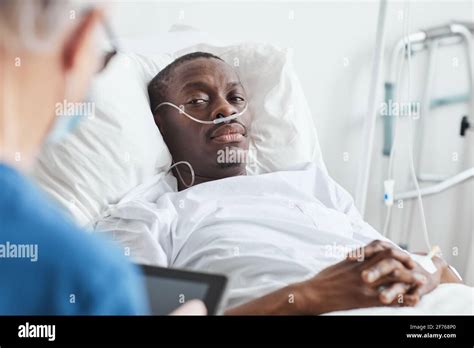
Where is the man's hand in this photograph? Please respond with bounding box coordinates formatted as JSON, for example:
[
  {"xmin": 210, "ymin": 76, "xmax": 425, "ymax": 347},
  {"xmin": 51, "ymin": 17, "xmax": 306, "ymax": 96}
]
[
  {"xmin": 407, "ymin": 256, "xmax": 445, "ymax": 298},
  {"xmin": 293, "ymin": 243, "xmax": 426, "ymax": 314},
  {"xmin": 225, "ymin": 240, "xmax": 445, "ymax": 316},
  {"xmin": 348, "ymin": 240, "xmax": 455, "ymax": 303}
]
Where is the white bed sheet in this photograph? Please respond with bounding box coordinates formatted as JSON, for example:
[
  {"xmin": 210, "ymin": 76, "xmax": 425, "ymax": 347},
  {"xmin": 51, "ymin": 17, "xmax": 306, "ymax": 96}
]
[{"xmin": 327, "ymin": 283, "xmax": 473, "ymax": 315}]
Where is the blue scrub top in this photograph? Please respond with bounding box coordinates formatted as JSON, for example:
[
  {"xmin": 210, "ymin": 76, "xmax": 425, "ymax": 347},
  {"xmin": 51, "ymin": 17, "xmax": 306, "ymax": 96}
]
[{"xmin": 0, "ymin": 163, "xmax": 148, "ymax": 315}]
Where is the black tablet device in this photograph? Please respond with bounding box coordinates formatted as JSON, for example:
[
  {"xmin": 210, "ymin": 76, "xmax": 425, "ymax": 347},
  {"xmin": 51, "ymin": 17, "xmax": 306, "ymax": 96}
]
[{"xmin": 139, "ymin": 264, "xmax": 228, "ymax": 315}]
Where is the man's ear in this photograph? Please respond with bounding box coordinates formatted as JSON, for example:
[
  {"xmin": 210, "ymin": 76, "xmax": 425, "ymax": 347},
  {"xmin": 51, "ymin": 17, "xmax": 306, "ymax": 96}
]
[{"xmin": 62, "ymin": 8, "xmax": 103, "ymax": 72}]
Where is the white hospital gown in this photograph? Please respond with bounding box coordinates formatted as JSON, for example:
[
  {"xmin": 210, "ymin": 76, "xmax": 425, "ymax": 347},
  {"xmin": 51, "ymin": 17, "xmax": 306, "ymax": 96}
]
[{"xmin": 95, "ymin": 163, "xmax": 389, "ymax": 309}]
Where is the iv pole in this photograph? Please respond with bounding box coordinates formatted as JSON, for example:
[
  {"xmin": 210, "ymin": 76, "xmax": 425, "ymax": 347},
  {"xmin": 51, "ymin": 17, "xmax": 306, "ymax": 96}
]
[{"xmin": 355, "ymin": 0, "xmax": 388, "ymax": 216}]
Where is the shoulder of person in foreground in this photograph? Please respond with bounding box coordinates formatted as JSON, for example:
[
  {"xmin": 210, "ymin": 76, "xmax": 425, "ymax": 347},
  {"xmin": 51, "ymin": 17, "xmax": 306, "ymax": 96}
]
[{"xmin": 0, "ymin": 164, "xmax": 148, "ymax": 315}]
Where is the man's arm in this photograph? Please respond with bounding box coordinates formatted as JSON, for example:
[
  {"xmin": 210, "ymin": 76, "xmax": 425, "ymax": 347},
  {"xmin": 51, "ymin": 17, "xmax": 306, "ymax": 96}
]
[
  {"xmin": 226, "ymin": 244, "xmax": 425, "ymax": 315},
  {"xmin": 225, "ymin": 283, "xmax": 309, "ymax": 315}
]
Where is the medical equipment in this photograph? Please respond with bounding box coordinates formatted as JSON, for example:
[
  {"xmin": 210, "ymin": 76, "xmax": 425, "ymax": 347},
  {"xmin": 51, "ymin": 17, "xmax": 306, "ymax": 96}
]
[
  {"xmin": 460, "ymin": 115, "xmax": 472, "ymax": 136},
  {"xmin": 384, "ymin": 21, "xmax": 474, "ymax": 159},
  {"xmin": 168, "ymin": 161, "xmax": 195, "ymax": 188},
  {"xmin": 384, "ymin": 22, "xmax": 474, "ymax": 185},
  {"xmin": 383, "ymin": 21, "xmax": 474, "ymax": 187},
  {"xmin": 154, "ymin": 101, "xmax": 248, "ymax": 125},
  {"xmin": 355, "ymin": 0, "xmax": 388, "ymax": 216},
  {"xmin": 394, "ymin": 168, "xmax": 474, "ymax": 201},
  {"xmin": 409, "ymin": 245, "xmax": 464, "ymax": 279},
  {"xmin": 427, "ymin": 245, "xmax": 441, "ymax": 259},
  {"xmin": 383, "ymin": 179, "xmax": 394, "ymax": 206},
  {"xmin": 403, "ymin": 1, "xmax": 431, "ymax": 251},
  {"xmin": 410, "ymin": 245, "xmax": 441, "ymax": 274},
  {"xmin": 356, "ymin": 0, "xmax": 474, "ymax": 223},
  {"xmin": 381, "ymin": 1, "xmax": 433, "ymax": 251},
  {"xmin": 359, "ymin": 0, "xmax": 474, "ymax": 252},
  {"xmin": 382, "ymin": 19, "xmax": 474, "ymax": 251}
]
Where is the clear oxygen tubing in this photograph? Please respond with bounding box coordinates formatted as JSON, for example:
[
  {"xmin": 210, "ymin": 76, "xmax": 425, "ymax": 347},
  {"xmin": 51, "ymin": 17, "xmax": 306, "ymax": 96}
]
[
  {"xmin": 168, "ymin": 161, "xmax": 195, "ymax": 188},
  {"xmin": 154, "ymin": 102, "xmax": 248, "ymax": 125}
]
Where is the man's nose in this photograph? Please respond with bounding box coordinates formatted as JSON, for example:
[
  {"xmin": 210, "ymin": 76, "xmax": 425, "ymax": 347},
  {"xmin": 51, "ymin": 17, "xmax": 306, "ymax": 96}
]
[{"xmin": 212, "ymin": 99, "xmax": 238, "ymax": 121}]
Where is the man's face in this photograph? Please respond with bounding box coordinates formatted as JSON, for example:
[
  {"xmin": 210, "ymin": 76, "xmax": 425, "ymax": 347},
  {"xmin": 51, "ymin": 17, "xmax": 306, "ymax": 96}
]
[{"xmin": 155, "ymin": 58, "xmax": 251, "ymax": 180}]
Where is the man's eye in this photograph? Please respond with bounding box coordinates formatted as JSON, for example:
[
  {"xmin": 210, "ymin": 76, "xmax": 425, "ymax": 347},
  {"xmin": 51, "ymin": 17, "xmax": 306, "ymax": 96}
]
[
  {"xmin": 230, "ymin": 96, "xmax": 245, "ymax": 103},
  {"xmin": 189, "ymin": 99, "xmax": 208, "ymax": 105}
]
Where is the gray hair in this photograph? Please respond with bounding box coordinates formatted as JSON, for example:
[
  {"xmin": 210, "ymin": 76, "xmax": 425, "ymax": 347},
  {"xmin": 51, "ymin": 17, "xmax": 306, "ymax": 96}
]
[{"xmin": 0, "ymin": 0, "xmax": 94, "ymax": 50}]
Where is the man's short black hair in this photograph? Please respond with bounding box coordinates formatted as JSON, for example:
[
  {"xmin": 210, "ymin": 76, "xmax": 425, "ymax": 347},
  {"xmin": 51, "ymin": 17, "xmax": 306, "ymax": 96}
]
[{"xmin": 148, "ymin": 52, "xmax": 223, "ymax": 115}]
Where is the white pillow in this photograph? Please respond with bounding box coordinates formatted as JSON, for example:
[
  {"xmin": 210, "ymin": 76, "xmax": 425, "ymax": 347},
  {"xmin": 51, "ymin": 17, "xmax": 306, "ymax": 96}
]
[
  {"xmin": 33, "ymin": 53, "xmax": 172, "ymax": 226},
  {"xmin": 33, "ymin": 42, "xmax": 322, "ymax": 227}
]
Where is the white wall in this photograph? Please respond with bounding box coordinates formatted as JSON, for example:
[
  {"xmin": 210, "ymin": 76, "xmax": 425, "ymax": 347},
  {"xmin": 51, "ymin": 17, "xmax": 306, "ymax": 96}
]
[{"xmin": 108, "ymin": 0, "xmax": 473, "ymax": 283}]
